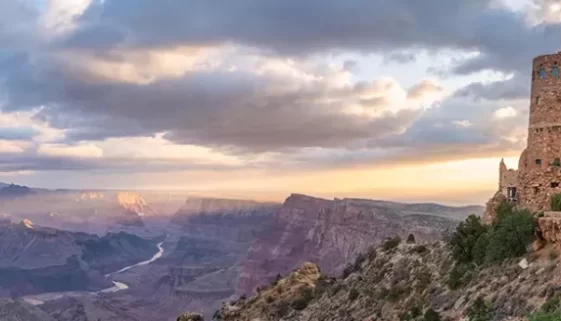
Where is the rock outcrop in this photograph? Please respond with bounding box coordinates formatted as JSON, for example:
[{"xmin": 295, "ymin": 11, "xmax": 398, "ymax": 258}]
[
  {"xmin": 236, "ymin": 194, "xmax": 464, "ymax": 296},
  {"xmin": 217, "ymin": 262, "xmax": 322, "ymax": 321},
  {"xmin": 483, "ymin": 191, "xmax": 507, "ymax": 225},
  {"xmin": 538, "ymin": 211, "xmax": 561, "ymax": 245}
]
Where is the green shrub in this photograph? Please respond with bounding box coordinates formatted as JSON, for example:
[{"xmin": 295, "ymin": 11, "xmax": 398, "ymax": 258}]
[
  {"xmin": 367, "ymin": 245, "xmax": 377, "ymax": 261},
  {"xmin": 387, "ymin": 286, "xmax": 408, "ymax": 302},
  {"xmin": 529, "ymin": 311, "xmax": 561, "ymax": 321},
  {"xmin": 450, "ymin": 204, "xmax": 537, "ymax": 266},
  {"xmin": 552, "ymin": 193, "xmax": 561, "ymax": 211},
  {"xmin": 348, "ymin": 288, "xmax": 360, "ymax": 301},
  {"xmin": 411, "ymin": 245, "xmax": 428, "ymax": 254},
  {"xmin": 450, "ymin": 215, "xmax": 488, "ymax": 263},
  {"xmin": 542, "ymin": 294, "xmax": 561, "ymax": 313},
  {"xmin": 471, "ymin": 231, "xmax": 490, "ymax": 266},
  {"xmin": 423, "ymin": 308, "xmax": 441, "ymax": 321},
  {"xmin": 485, "ymin": 209, "xmax": 536, "ymax": 263},
  {"xmin": 447, "ymin": 263, "xmax": 473, "ymax": 290},
  {"xmin": 383, "ymin": 236, "xmax": 402, "ymax": 251},
  {"xmin": 290, "ymin": 288, "xmax": 314, "ymax": 311},
  {"xmin": 467, "ymin": 297, "xmax": 491, "ymax": 321},
  {"xmin": 415, "ymin": 268, "xmax": 432, "ymax": 291}
]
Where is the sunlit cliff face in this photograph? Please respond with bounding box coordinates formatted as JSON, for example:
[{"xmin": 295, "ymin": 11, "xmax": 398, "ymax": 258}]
[{"xmin": 0, "ymin": 0, "xmax": 556, "ymax": 204}]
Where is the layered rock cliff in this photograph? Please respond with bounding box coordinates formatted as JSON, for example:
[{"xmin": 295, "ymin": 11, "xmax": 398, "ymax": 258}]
[{"xmin": 237, "ymin": 194, "xmax": 470, "ymax": 296}]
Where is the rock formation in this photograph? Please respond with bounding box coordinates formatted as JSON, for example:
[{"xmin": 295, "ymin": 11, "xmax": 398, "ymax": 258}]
[{"xmin": 236, "ymin": 194, "xmax": 466, "ymax": 296}]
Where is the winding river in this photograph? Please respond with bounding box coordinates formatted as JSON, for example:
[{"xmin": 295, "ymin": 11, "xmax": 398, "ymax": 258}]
[{"xmin": 23, "ymin": 241, "xmax": 166, "ymax": 305}]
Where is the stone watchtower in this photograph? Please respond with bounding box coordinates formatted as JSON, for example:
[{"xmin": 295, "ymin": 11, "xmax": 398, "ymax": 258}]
[
  {"xmin": 517, "ymin": 53, "xmax": 561, "ymax": 212},
  {"xmin": 484, "ymin": 52, "xmax": 561, "ymax": 222}
]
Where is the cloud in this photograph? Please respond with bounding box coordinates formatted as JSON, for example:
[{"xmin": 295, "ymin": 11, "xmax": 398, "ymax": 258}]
[
  {"xmin": 37, "ymin": 143, "xmax": 104, "ymax": 158},
  {"xmin": 56, "ymin": 0, "xmax": 561, "ymax": 79},
  {"xmin": 0, "ymin": 51, "xmax": 434, "ymax": 153},
  {"xmin": 452, "ymin": 120, "xmax": 474, "ymax": 128},
  {"xmin": 0, "ymin": 0, "xmax": 551, "ymax": 179},
  {"xmin": 385, "ymin": 52, "xmax": 417, "ymax": 64},
  {"xmin": 406, "ymin": 80, "xmax": 443, "ymax": 100},
  {"xmin": 454, "ymin": 73, "xmax": 529, "ymax": 101},
  {"xmin": 494, "ymin": 106, "xmax": 518, "ymax": 119}
]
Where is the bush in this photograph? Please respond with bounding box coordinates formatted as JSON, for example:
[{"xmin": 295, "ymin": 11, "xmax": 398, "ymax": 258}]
[
  {"xmin": 415, "ymin": 268, "xmax": 432, "ymax": 291},
  {"xmin": 447, "ymin": 263, "xmax": 473, "ymax": 290},
  {"xmin": 467, "ymin": 297, "xmax": 491, "ymax": 321},
  {"xmin": 423, "ymin": 308, "xmax": 441, "ymax": 321},
  {"xmin": 348, "ymin": 288, "xmax": 360, "ymax": 301},
  {"xmin": 471, "ymin": 231, "xmax": 490, "ymax": 266},
  {"xmin": 485, "ymin": 209, "xmax": 536, "ymax": 263},
  {"xmin": 367, "ymin": 245, "xmax": 377, "ymax": 261},
  {"xmin": 552, "ymin": 193, "xmax": 561, "ymax": 211},
  {"xmin": 542, "ymin": 294, "xmax": 561, "ymax": 313},
  {"xmin": 406, "ymin": 234, "xmax": 416, "ymax": 244},
  {"xmin": 411, "ymin": 245, "xmax": 428, "ymax": 254},
  {"xmin": 383, "ymin": 236, "xmax": 402, "ymax": 251},
  {"xmin": 291, "ymin": 288, "xmax": 314, "ymax": 311},
  {"xmin": 450, "ymin": 204, "xmax": 537, "ymax": 266},
  {"xmin": 529, "ymin": 311, "xmax": 561, "ymax": 321},
  {"xmin": 387, "ymin": 286, "xmax": 408, "ymax": 302},
  {"xmin": 450, "ymin": 215, "xmax": 488, "ymax": 263}
]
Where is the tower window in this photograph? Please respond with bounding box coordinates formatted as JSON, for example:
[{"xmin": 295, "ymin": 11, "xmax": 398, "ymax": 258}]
[
  {"xmin": 553, "ymin": 66, "xmax": 560, "ymax": 78},
  {"xmin": 554, "ymin": 158, "xmax": 561, "ymax": 166},
  {"xmin": 552, "ymin": 182, "xmax": 559, "ymax": 188},
  {"xmin": 536, "ymin": 159, "xmax": 542, "ymax": 165},
  {"xmin": 536, "ymin": 96, "xmax": 542, "ymax": 105},
  {"xmin": 534, "ymin": 186, "xmax": 540, "ymax": 194},
  {"xmin": 540, "ymin": 68, "xmax": 547, "ymax": 78}
]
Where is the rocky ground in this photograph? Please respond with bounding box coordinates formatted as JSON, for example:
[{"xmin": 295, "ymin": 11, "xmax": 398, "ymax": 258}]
[{"xmin": 215, "ymin": 240, "xmax": 561, "ymax": 321}]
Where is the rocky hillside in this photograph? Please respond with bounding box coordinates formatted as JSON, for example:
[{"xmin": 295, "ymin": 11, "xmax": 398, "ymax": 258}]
[
  {"xmin": 237, "ymin": 194, "xmax": 468, "ymax": 296},
  {"xmin": 0, "ymin": 298, "xmax": 56, "ymax": 321},
  {"xmin": 215, "ymin": 239, "xmax": 561, "ymax": 321}
]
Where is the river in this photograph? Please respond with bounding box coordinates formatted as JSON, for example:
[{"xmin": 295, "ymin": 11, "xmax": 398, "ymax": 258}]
[{"xmin": 23, "ymin": 241, "xmax": 165, "ymax": 306}]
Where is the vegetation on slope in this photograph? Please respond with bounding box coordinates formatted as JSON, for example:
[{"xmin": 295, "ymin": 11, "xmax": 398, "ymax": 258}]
[{"xmin": 181, "ymin": 202, "xmax": 561, "ymax": 321}]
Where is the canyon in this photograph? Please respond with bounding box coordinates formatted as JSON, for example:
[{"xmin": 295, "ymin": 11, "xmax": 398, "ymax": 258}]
[{"xmin": 0, "ymin": 186, "xmax": 483, "ymax": 320}]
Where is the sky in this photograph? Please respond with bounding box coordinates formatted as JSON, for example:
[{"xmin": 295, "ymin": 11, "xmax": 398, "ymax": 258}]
[{"xmin": 1, "ymin": 0, "xmax": 561, "ymax": 205}]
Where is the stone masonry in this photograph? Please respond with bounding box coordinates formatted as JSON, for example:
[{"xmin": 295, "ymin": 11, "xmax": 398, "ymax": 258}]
[{"xmin": 484, "ymin": 52, "xmax": 561, "ymax": 223}]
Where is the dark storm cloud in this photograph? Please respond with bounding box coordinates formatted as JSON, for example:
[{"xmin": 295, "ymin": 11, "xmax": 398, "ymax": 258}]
[
  {"xmin": 62, "ymin": 0, "xmax": 561, "ymax": 76},
  {"xmin": 65, "ymin": 0, "xmax": 493, "ymax": 54}
]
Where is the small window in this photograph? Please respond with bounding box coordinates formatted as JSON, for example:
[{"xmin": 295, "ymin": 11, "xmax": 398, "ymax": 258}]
[
  {"xmin": 540, "ymin": 68, "xmax": 547, "ymax": 79},
  {"xmin": 536, "ymin": 159, "xmax": 542, "ymax": 165},
  {"xmin": 552, "ymin": 66, "xmax": 559, "ymax": 78},
  {"xmin": 534, "ymin": 186, "xmax": 540, "ymax": 194},
  {"xmin": 552, "ymin": 182, "xmax": 559, "ymax": 188},
  {"xmin": 536, "ymin": 96, "xmax": 542, "ymax": 105},
  {"xmin": 554, "ymin": 158, "xmax": 561, "ymax": 166}
]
